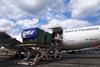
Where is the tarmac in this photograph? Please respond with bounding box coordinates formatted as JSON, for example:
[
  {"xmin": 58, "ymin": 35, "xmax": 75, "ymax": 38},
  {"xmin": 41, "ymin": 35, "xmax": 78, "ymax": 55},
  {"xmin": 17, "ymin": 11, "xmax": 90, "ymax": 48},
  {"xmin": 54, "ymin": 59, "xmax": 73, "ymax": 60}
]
[{"xmin": 1, "ymin": 52, "xmax": 100, "ymax": 67}]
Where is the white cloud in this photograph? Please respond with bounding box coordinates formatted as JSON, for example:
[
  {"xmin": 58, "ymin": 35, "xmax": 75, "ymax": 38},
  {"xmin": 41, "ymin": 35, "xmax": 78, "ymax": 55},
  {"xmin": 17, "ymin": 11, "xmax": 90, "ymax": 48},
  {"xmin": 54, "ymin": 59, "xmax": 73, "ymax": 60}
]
[
  {"xmin": 0, "ymin": 19, "xmax": 16, "ymax": 31},
  {"xmin": 9, "ymin": 0, "xmax": 47, "ymax": 14},
  {"xmin": 0, "ymin": 0, "xmax": 66, "ymax": 20},
  {"xmin": 9, "ymin": 0, "xmax": 65, "ymax": 14},
  {"xmin": 0, "ymin": 0, "xmax": 26, "ymax": 20},
  {"xmin": 41, "ymin": 19, "xmax": 92, "ymax": 33},
  {"xmin": 16, "ymin": 18, "xmax": 39, "ymax": 29},
  {"xmin": 0, "ymin": 19, "xmax": 22, "ymax": 41},
  {"xmin": 68, "ymin": 0, "xmax": 100, "ymax": 18},
  {"xmin": 36, "ymin": 0, "xmax": 66, "ymax": 20}
]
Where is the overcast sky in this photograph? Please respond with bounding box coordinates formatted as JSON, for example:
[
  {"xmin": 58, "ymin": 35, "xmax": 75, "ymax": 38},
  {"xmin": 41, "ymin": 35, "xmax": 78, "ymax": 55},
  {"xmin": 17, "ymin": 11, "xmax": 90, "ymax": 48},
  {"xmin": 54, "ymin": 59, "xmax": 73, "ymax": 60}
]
[{"xmin": 0, "ymin": 0, "xmax": 100, "ymax": 42}]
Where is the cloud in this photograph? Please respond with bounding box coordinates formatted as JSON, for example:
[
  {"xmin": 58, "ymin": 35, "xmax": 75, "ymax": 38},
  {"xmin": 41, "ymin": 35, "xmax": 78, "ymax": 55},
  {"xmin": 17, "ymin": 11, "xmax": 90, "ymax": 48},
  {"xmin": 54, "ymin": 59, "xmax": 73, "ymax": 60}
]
[
  {"xmin": 16, "ymin": 18, "xmax": 39, "ymax": 29},
  {"xmin": 0, "ymin": 19, "xmax": 16, "ymax": 31},
  {"xmin": 0, "ymin": 19, "xmax": 21, "ymax": 41},
  {"xmin": 0, "ymin": 0, "xmax": 66, "ymax": 20},
  {"xmin": 68, "ymin": 0, "xmax": 100, "ymax": 18},
  {"xmin": 9, "ymin": 0, "xmax": 65, "ymax": 14},
  {"xmin": 0, "ymin": 0, "xmax": 26, "ymax": 20},
  {"xmin": 41, "ymin": 19, "xmax": 92, "ymax": 33},
  {"xmin": 9, "ymin": 0, "xmax": 47, "ymax": 14}
]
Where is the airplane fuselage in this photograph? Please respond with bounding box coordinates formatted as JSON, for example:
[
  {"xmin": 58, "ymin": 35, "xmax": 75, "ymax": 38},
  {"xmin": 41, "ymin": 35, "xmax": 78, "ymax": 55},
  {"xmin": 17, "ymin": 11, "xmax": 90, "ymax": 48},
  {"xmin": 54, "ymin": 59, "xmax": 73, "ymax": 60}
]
[{"xmin": 62, "ymin": 25, "xmax": 100, "ymax": 50}]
